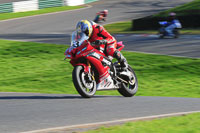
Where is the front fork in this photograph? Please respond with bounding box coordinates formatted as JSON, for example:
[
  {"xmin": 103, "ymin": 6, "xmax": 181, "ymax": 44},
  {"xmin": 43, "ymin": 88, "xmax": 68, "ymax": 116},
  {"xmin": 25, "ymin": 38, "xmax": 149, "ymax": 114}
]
[{"xmin": 87, "ymin": 61, "xmax": 95, "ymax": 82}]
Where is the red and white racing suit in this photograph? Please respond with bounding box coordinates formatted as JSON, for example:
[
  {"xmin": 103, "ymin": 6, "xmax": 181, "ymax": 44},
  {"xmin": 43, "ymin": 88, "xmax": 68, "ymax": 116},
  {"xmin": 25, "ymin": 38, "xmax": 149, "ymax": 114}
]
[
  {"xmin": 88, "ymin": 23, "xmax": 117, "ymax": 57},
  {"xmin": 88, "ymin": 22, "xmax": 128, "ymax": 83}
]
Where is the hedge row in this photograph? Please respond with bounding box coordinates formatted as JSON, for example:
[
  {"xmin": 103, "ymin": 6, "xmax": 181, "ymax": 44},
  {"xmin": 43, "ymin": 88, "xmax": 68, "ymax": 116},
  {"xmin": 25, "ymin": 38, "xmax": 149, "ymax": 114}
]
[{"xmin": 132, "ymin": 15, "xmax": 200, "ymax": 30}]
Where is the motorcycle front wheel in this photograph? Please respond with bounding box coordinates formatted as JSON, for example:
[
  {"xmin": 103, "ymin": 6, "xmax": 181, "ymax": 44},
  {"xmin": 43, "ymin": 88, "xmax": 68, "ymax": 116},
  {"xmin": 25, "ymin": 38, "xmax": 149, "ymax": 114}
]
[
  {"xmin": 158, "ymin": 27, "xmax": 165, "ymax": 39},
  {"xmin": 72, "ymin": 66, "xmax": 96, "ymax": 98},
  {"xmin": 118, "ymin": 65, "xmax": 138, "ymax": 97}
]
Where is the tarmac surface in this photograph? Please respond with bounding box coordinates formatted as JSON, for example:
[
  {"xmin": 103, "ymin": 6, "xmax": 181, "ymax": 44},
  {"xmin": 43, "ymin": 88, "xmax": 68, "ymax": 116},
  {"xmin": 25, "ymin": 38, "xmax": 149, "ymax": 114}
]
[
  {"xmin": 0, "ymin": 0, "xmax": 198, "ymax": 58},
  {"xmin": 0, "ymin": 93, "xmax": 200, "ymax": 133},
  {"xmin": 0, "ymin": 0, "xmax": 199, "ymax": 132}
]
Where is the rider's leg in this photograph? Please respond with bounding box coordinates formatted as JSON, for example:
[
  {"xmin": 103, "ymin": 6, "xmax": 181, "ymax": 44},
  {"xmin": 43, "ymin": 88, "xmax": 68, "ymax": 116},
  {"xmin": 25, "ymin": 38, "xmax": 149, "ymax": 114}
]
[
  {"xmin": 106, "ymin": 43, "xmax": 128, "ymax": 69},
  {"xmin": 94, "ymin": 15, "xmax": 100, "ymax": 23},
  {"xmin": 165, "ymin": 24, "xmax": 177, "ymax": 36},
  {"xmin": 113, "ymin": 50, "xmax": 128, "ymax": 69}
]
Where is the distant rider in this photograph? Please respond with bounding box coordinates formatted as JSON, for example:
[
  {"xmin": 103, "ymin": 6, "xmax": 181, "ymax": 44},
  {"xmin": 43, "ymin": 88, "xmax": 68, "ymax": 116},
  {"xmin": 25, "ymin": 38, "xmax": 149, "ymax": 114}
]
[
  {"xmin": 76, "ymin": 20, "xmax": 128, "ymax": 70},
  {"xmin": 94, "ymin": 10, "xmax": 108, "ymax": 23},
  {"xmin": 165, "ymin": 12, "xmax": 182, "ymax": 36}
]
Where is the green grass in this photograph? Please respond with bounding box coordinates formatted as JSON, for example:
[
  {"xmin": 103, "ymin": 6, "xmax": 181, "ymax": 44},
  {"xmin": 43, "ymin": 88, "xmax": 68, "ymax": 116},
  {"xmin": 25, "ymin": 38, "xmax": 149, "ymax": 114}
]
[
  {"xmin": 84, "ymin": 113, "xmax": 200, "ymax": 133},
  {"xmin": 0, "ymin": 40, "xmax": 200, "ymax": 97},
  {"xmin": 155, "ymin": 0, "xmax": 200, "ymax": 17},
  {"xmin": 104, "ymin": 21, "xmax": 200, "ymax": 34},
  {"xmin": 0, "ymin": 40, "xmax": 74, "ymax": 94},
  {"xmin": 0, "ymin": 6, "xmax": 83, "ymax": 21},
  {"xmin": 104, "ymin": 21, "xmax": 133, "ymax": 33}
]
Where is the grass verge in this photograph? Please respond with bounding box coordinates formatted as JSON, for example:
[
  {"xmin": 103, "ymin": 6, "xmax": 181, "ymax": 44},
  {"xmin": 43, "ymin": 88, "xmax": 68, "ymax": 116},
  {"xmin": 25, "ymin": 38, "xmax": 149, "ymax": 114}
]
[
  {"xmin": 0, "ymin": 6, "xmax": 83, "ymax": 21},
  {"xmin": 104, "ymin": 21, "xmax": 200, "ymax": 34},
  {"xmin": 155, "ymin": 0, "xmax": 200, "ymax": 17},
  {"xmin": 84, "ymin": 112, "xmax": 200, "ymax": 133},
  {"xmin": 0, "ymin": 40, "xmax": 200, "ymax": 97}
]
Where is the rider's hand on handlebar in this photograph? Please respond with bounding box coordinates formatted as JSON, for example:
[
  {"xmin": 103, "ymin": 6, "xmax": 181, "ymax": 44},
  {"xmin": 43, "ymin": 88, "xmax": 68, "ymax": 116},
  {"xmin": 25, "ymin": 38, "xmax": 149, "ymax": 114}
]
[{"xmin": 94, "ymin": 40, "xmax": 107, "ymax": 45}]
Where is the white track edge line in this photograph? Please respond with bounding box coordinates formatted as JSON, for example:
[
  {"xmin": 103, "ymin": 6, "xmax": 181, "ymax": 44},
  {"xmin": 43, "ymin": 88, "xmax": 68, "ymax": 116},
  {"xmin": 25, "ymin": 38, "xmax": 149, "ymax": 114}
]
[{"xmin": 22, "ymin": 110, "xmax": 200, "ymax": 133}]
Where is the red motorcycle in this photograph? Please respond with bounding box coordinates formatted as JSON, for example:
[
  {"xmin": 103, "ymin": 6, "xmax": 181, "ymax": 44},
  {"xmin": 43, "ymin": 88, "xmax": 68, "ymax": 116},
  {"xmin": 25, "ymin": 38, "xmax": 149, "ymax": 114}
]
[{"xmin": 64, "ymin": 31, "xmax": 138, "ymax": 98}]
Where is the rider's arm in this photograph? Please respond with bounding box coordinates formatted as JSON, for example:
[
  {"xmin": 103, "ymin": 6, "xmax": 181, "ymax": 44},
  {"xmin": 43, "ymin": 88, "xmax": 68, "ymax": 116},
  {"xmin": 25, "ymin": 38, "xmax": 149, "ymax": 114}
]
[
  {"xmin": 98, "ymin": 26, "xmax": 117, "ymax": 45},
  {"xmin": 173, "ymin": 20, "xmax": 182, "ymax": 28},
  {"xmin": 166, "ymin": 20, "xmax": 182, "ymax": 28}
]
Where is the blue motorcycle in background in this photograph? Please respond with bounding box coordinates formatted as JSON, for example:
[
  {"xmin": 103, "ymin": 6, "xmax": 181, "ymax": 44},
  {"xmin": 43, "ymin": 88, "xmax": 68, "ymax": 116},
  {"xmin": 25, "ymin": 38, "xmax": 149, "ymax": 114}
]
[{"xmin": 158, "ymin": 21, "xmax": 180, "ymax": 39}]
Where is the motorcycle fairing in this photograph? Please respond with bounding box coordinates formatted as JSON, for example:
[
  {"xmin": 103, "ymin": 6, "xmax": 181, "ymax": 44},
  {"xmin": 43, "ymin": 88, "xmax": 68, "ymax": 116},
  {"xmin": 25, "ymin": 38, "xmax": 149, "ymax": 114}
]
[
  {"xmin": 65, "ymin": 45, "xmax": 111, "ymax": 84},
  {"xmin": 87, "ymin": 52, "xmax": 112, "ymax": 67},
  {"xmin": 97, "ymin": 73, "xmax": 118, "ymax": 90},
  {"xmin": 65, "ymin": 30, "xmax": 125, "ymax": 91}
]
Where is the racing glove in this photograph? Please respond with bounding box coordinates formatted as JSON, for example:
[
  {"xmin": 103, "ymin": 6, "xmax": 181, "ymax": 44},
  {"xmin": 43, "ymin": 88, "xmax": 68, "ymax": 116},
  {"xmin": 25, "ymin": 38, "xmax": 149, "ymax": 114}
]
[{"xmin": 95, "ymin": 40, "xmax": 107, "ymax": 45}]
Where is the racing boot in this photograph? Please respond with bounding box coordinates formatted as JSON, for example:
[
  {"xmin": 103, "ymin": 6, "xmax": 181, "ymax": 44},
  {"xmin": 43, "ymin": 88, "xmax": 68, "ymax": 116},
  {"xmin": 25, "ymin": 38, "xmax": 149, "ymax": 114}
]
[{"xmin": 113, "ymin": 51, "xmax": 128, "ymax": 70}]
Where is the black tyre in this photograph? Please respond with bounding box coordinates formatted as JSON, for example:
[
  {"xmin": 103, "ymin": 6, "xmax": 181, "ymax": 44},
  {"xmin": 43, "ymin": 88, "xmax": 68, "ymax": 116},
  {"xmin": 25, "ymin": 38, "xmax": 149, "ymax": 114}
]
[
  {"xmin": 158, "ymin": 28, "xmax": 165, "ymax": 39},
  {"xmin": 174, "ymin": 29, "xmax": 179, "ymax": 38},
  {"xmin": 72, "ymin": 66, "xmax": 96, "ymax": 98},
  {"xmin": 159, "ymin": 34, "xmax": 164, "ymax": 39},
  {"xmin": 117, "ymin": 65, "xmax": 138, "ymax": 97}
]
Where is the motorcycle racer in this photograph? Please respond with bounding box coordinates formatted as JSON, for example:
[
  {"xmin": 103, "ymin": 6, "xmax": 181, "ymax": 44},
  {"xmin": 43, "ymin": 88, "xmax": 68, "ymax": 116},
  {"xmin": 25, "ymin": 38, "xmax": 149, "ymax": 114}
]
[
  {"xmin": 165, "ymin": 12, "xmax": 182, "ymax": 36},
  {"xmin": 75, "ymin": 20, "xmax": 128, "ymax": 87},
  {"xmin": 76, "ymin": 20, "xmax": 128, "ymax": 69},
  {"xmin": 65, "ymin": 28, "xmax": 138, "ymax": 97},
  {"xmin": 94, "ymin": 10, "xmax": 108, "ymax": 23}
]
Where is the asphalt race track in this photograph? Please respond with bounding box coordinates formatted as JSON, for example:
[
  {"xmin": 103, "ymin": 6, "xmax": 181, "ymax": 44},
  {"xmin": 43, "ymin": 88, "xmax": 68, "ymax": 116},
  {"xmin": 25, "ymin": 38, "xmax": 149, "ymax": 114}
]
[
  {"xmin": 116, "ymin": 34, "xmax": 200, "ymax": 58},
  {"xmin": 0, "ymin": 0, "xmax": 200, "ymax": 132},
  {"xmin": 0, "ymin": 93, "xmax": 200, "ymax": 133},
  {"xmin": 0, "ymin": 0, "xmax": 199, "ymax": 58}
]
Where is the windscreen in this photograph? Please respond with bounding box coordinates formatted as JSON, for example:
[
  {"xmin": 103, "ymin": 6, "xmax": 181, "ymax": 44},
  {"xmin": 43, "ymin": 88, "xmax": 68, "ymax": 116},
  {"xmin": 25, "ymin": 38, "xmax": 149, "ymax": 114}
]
[{"xmin": 71, "ymin": 31, "xmax": 88, "ymax": 48}]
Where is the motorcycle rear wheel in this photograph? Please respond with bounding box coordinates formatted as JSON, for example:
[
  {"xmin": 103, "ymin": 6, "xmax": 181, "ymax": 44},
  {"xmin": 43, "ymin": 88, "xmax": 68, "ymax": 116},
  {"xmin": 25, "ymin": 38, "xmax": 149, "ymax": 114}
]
[
  {"xmin": 173, "ymin": 29, "xmax": 179, "ymax": 38},
  {"xmin": 72, "ymin": 66, "xmax": 96, "ymax": 98},
  {"xmin": 159, "ymin": 34, "xmax": 164, "ymax": 39},
  {"xmin": 117, "ymin": 65, "xmax": 138, "ymax": 97}
]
